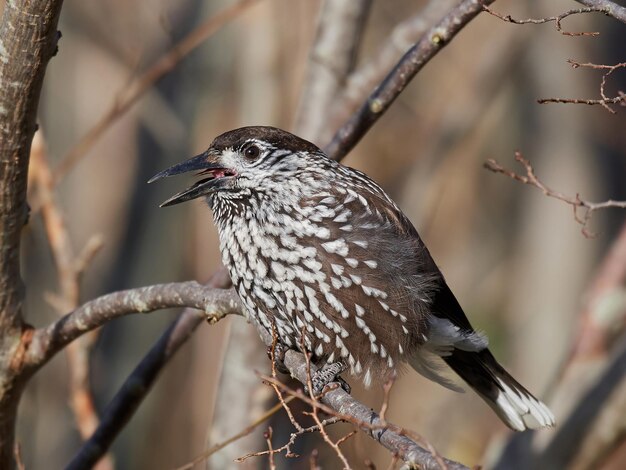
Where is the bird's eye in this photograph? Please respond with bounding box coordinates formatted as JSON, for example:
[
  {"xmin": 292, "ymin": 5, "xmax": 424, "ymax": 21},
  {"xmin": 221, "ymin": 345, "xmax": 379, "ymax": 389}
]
[{"xmin": 243, "ymin": 144, "xmax": 261, "ymax": 161}]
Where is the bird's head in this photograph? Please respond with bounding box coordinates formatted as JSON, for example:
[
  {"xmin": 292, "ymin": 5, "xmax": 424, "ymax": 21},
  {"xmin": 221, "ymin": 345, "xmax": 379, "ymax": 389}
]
[{"xmin": 149, "ymin": 126, "xmax": 324, "ymax": 207}]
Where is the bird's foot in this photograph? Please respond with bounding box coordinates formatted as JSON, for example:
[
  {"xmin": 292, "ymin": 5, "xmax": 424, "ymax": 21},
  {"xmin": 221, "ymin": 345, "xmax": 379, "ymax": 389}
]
[
  {"xmin": 307, "ymin": 361, "xmax": 351, "ymax": 396},
  {"xmin": 267, "ymin": 341, "xmax": 289, "ymax": 374}
]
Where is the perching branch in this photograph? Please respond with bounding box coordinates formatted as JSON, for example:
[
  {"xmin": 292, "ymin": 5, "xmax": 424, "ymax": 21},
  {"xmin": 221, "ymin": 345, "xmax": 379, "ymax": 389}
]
[
  {"xmin": 24, "ymin": 280, "xmax": 242, "ymax": 372},
  {"xmin": 55, "ymin": 278, "xmax": 470, "ymax": 469},
  {"xmin": 324, "ymin": 0, "xmax": 496, "ymax": 161},
  {"xmin": 484, "ymin": 152, "xmax": 626, "ymax": 237},
  {"xmin": 273, "ymin": 350, "xmax": 469, "ymax": 470},
  {"xmin": 66, "ymin": 271, "xmax": 234, "ymax": 470}
]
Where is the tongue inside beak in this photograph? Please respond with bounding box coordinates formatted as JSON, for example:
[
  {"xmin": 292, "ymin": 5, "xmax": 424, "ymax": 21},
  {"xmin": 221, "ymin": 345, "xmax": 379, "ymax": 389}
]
[{"xmin": 149, "ymin": 153, "xmax": 236, "ymax": 207}]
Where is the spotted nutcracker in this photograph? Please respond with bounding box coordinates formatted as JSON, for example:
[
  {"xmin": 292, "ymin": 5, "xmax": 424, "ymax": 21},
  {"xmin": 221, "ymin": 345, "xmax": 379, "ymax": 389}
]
[{"xmin": 150, "ymin": 126, "xmax": 555, "ymax": 431}]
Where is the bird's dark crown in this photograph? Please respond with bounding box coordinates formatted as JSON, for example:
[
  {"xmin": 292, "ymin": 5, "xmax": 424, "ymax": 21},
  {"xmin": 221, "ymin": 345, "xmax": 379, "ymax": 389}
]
[{"xmin": 210, "ymin": 126, "xmax": 321, "ymax": 154}]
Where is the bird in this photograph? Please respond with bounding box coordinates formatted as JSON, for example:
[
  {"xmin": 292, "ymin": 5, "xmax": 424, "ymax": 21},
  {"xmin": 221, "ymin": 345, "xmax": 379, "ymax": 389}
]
[{"xmin": 150, "ymin": 126, "xmax": 555, "ymax": 431}]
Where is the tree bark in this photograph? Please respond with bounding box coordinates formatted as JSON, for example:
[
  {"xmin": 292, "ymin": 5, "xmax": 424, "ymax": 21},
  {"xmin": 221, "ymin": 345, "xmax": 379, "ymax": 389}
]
[{"xmin": 0, "ymin": 0, "xmax": 65, "ymax": 466}]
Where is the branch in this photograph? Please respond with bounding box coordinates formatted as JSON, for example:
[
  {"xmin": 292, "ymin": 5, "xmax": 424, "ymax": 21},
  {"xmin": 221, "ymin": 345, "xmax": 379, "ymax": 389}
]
[
  {"xmin": 273, "ymin": 350, "xmax": 470, "ymax": 470},
  {"xmin": 481, "ymin": 4, "xmax": 605, "ymax": 36},
  {"xmin": 24, "ymin": 280, "xmax": 242, "ymax": 371},
  {"xmin": 574, "ymin": 0, "xmax": 626, "ymax": 24},
  {"xmin": 51, "ymin": 0, "xmax": 262, "ymax": 184},
  {"xmin": 258, "ymin": 324, "xmax": 468, "ymax": 468},
  {"xmin": 65, "ymin": 270, "xmax": 233, "ymax": 469},
  {"xmin": 0, "ymin": 0, "xmax": 62, "ymax": 331},
  {"xmin": 484, "ymin": 152, "xmax": 626, "ymax": 237},
  {"xmin": 538, "ymin": 60, "xmax": 626, "ymax": 114},
  {"xmin": 57, "ymin": 278, "xmax": 470, "ymax": 469},
  {"xmin": 329, "ymin": 0, "xmax": 459, "ymax": 135},
  {"xmin": 66, "ymin": 310, "xmax": 203, "ymax": 470},
  {"xmin": 323, "ymin": 0, "xmax": 496, "ymax": 161},
  {"xmin": 294, "ymin": 0, "xmax": 372, "ymax": 143},
  {"xmin": 0, "ymin": 0, "xmax": 64, "ymax": 466}
]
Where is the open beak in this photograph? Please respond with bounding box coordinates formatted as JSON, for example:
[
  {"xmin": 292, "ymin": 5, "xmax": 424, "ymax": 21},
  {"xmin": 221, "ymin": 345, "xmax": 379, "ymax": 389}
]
[{"xmin": 148, "ymin": 151, "xmax": 236, "ymax": 207}]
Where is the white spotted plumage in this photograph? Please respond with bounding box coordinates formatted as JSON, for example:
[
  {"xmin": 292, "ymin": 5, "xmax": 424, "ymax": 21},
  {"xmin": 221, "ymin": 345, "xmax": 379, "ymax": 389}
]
[{"xmin": 155, "ymin": 126, "xmax": 555, "ymax": 431}]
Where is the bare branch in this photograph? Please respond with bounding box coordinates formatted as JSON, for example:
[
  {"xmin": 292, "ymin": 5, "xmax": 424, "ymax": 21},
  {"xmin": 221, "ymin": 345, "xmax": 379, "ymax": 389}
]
[
  {"xmin": 64, "ymin": 270, "xmax": 234, "ymax": 470},
  {"xmin": 538, "ymin": 60, "xmax": 626, "ymax": 113},
  {"xmin": 53, "ymin": 277, "xmax": 470, "ymax": 469},
  {"xmin": 484, "ymin": 152, "xmax": 626, "ymax": 236},
  {"xmin": 481, "ymin": 4, "xmax": 604, "ymax": 36},
  {"xmin": 52, "ymin": 0, "xmax": 263, "ymax": 184},
  {"xmin": 262, "ymin": 366, "xmax": 467, "ymax": 470},
  {"xmin": 574, "ymin": 0, "xmax": 626, "ymax": 24},
  {"xmin": 324, "ymin": 0, "xmax": 496, "ymax": 161},
  {"xmin": 330, "ymin": 0, "xmax": 458, "ymax": 134},
  {"xmin": 24, "ymin": 280, "xmax": 242, "ymax": 371},
  {"xmin": 294, "ymin": 0, "xmax": 372, "ymax": 143},
  {"xmin": 0, "ymin": 0, "xmax": 64, "ymax": 465},
  {"xmin": 174, "ymin": 399, "xmax": 292, "ymax": 470}
]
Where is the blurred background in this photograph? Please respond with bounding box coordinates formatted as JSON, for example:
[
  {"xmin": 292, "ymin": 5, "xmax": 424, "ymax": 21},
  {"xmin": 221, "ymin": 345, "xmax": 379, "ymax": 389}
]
[{"xmin": 12, "ymin": 0, "xmax": 626, "ymax": 468}]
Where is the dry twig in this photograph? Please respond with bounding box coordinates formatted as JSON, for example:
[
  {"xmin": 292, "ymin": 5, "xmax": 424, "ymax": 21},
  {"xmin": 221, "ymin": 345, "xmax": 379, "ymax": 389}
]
[
  {"xmin": 484, "ymin": 152, "xmax": 626, "ymax": 237},
  {"xmin": 174, "ymin": 397, "xmax": 293, "ymax": 470},
  {"xmin": 538, "ymin": 60, "xmax": 626, "ymax": 113},
  {"xmin": 265, "ymin": 427, "xmax": 276, "ymax": 470},
  {"xmin": 260, "ymin": 371, "xmax": 464, "ymax": 470},
  {"xmin": 300, "ymin": 332, "xmax": 352, "ymax": 469},
  {"xmin": 481, "ymin": 4, "xmax": 604, "ymax": 36}
]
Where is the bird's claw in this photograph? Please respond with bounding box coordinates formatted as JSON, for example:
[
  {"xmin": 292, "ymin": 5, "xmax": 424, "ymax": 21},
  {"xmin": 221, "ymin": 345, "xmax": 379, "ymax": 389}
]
[
  {"xmin": 267, "ymin": 342, "xmax": 289, "ymax": 374},
  {"xmin": 306, "ymin": 362, "xmax": 351, "ymax": 396}
]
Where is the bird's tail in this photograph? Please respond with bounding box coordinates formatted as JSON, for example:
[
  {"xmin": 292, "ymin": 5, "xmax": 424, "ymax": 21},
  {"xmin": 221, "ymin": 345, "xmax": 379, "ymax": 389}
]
[{"xmin": 443, "ymin": 349, "xmax": 555, "ymax": 431}]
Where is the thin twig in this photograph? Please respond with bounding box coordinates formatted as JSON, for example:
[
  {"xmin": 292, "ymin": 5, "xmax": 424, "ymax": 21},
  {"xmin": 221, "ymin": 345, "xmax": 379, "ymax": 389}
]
[
  {"xmin": 265, "ymin": 427, "xmax": 276, "ymax": 470},
  {"xmin": 481, "ymin": 4, "xmax": 604, "ymax": 36},
  {"xmin": 484, "ymin": 152, "xmax": 626, "ymax": 237},
  {"xmin": 300, "ymin": 332, "xmax": 352, "ymax": 469},
  {"xmin": 236, "ymin": 417, "xmax": 340, "ymax": 463},
  {"xmin": 261, "ymin": 372, "xmax": 465, "ymax": 470},
  {"xmin": 52, "ymin": 0, "xmax": 262, "ymax": 184},
  {"xmin": 174, "ymin": 397, "xmax": 293, "ymax": 470},
  {"xmin": 269, "ymin": 325, "xmax": 304, "ymax": 432},
  {"xmin": 379, "ymin": 375, "xmax": 395, "ymax": 423},
  {"xmin": 386, "ymin": 454, "xmax": 400, "ymax": 470},
  {"xmin": 538, "ymin": 60, "xmax": 626, "ymax": 113}
]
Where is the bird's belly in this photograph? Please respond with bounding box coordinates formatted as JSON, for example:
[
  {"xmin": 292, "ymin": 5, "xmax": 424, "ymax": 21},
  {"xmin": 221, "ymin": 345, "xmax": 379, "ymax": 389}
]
[{"xmin": 217, "ymin": 219, "xmax": 421, "ymax": 384}]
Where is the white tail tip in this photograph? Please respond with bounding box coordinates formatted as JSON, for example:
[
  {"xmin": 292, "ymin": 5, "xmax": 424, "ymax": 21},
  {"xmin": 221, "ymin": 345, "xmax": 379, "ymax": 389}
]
[{"xmin": 494, "ymin": 378, "xmax": 556, "ymax": 431}]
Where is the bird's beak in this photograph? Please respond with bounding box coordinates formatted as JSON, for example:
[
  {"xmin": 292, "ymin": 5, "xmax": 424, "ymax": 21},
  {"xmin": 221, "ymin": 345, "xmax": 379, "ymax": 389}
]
[{"xmin": 148, "ymin": 151, "xmax": 236, "ymax": 207}]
